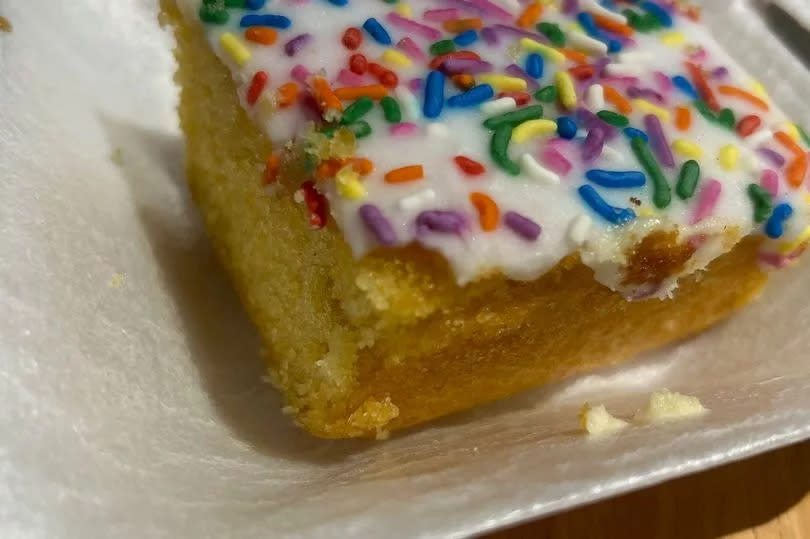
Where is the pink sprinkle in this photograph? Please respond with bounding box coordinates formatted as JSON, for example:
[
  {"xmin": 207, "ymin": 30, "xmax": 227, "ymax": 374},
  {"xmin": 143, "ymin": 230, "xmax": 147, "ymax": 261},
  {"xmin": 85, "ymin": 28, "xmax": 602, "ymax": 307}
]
[
  {"xmin": 758, "ymin": 251, "xmax": 792, "ymax": 269},
  {"xmin": 691, "ymin": 179, "xmax": 722, "ymax": 224},
  {"xmin": 687, "ymin": 46, "xmax": 708, "ymax": 63},
  {"xmin": 654, "ymin": 71, "xmax": 673, "ymax": 93},
  {"xmin": 467, "ymin": 0, "xmax": 513, "ymax": 20},
  {"xmin": 390, "ymin": 122, "xmax": 420, "ymax": 136},
  {"xmin": 687, "ymin": 234, "xmax": 708, "ymax": 250},
  {"xmin": 387, "ymin": 12, "xmax": 442, "ymax": 40},
  {"xmin": 408, "ymin": 78, "xmax": 423, "ymax": 92},
  {"xmin": 335, "ymin": 69, "xmax": 365, "ymax": 86},
  {"xmin": 291, "ymin": 64, "xmax": 310, "ymax": 84},
  {"xmin": 540, "ymin": 148, "xmax": 573, "ymax": 176},
  {"xmin": 423, "ymin": 8, "xmax": 461, "ymax": 22},
  {"xmin": 397, "ymin": 37, "xmax": 427, "ymax": 61},
  {"xmin": 761, "ymin": 169, "xmax": 779, "ymax": 197}
]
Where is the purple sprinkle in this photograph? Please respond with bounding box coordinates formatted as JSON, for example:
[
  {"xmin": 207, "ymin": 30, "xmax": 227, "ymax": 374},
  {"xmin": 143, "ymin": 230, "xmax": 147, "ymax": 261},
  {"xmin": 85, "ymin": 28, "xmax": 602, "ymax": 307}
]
[
  {"xmin": 480, "ymin": 26, "xmax": 499, "ymax": 45},
  {"xmin": 654, "ymin": 71, "xmax": 674, "ymax": 93},
  {"xmin": 576, "ymin": 108, "xmax": 617, "ymax": 140},
  {"xmin": 710, "ymin": 66, "xmax": 729, "ymax": 79},
  {"xmin": 441, "ymin": 58, "xmax": 494, "ymax": 75},
  {"xmin": 491, "ymin": 24, "xmax": 549, "ymax": 44},
  {"xmin": 582, "ymin": 126, "xmax": 607, "ymax": 162},
  {"xmin": 467, "ymin": 0, "xmax": 513, "ymax": 20},
  {"xmin": 644, "ymin": 114, "xmax": 676, "ymax": 168},
  {"xmin": 562, "ymin": 0, "xmax": 579, "ymax": 15},
  {"xmin": 757, "ymin": 148, "xmax": 786, "ymax": 168},
  {"xmin": 415, "ymin": 210, "xmax": 467, "ymax": 235},
  {"xmin": 627, "ymin": 86, "xmax": 665, "ymax": 103},
  {"xmin": 359, "ymin": 205, "xmax": 397, "ymax": 247},
  {"xmin": 505, "ymin": 64, "xmax": 539, "ymax": 90},
  {"xmin": 408, "ymin": 78, "xmax": 423, "ymax": 92},
  {"xmin": 437, "ymin": 0, "xmax": 484, "ymax": 16},
  {"xmin": 284, "ymin": 33, "xmax": 311, "ymax": 57},
  {"xmin": 504, "ymin": 211, "xmax": 542, "ymax": 241}
]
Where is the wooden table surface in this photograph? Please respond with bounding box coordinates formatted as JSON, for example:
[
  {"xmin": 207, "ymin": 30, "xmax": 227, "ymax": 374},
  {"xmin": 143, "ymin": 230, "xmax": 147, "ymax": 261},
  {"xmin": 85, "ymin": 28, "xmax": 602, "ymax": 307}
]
[{"xmin": 488, "ymin": 441, "xmax": 810, "ymax": 538}]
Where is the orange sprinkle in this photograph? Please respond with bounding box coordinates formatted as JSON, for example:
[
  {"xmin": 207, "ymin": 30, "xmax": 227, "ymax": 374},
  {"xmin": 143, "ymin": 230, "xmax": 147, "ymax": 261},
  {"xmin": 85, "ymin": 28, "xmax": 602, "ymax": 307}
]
[
  {"xmin": 312, "ymin": 77, "xmax": 342, "ymax": 115},
  {"xmin": 315, "ymin": 158, "xmax": 346, "ymax": 180},
  {"xmin": 442, "ymin": 18, "xmax": 483, "ymax": 33},
  {"xmin": 558, "ymin": 48, "xmax": 588, "ymax": 65},
  {"xmin": 263, "ymin": 154, "xmax": 281, "ymax": 185},
  {"xmin": 352, "ymin": 157, "xmax": 374, "ymax": 176},
  {"xmin": 244, "ymin": 27, "xmax": 277, "ymax": 45},
  {"xmin": 717, "ymin": 85, "xmax": 770, "ymax": 111},
  {"xmin": 786, "ymin": 154, "xmax": 808, "ymax": 189},
  {"xmin": 384, "ymin": 165, "xmax": 424, "ymax": 184},
  {"xmin": 675, "ymin": 105, "xmax": 692, "ymax": 131},
  {"xmin": 592, "ymin": 14, "xmax": 634, "ymax": 37},
  {"xmin": 469, "ymin": 192, "xmax": 499, "ymax": 231},
  {"xmin": 452, "ymin": 73, "xmax": 476, "ymax": 91},
  {"xmin": 276, "ymin": 82, "xmax": 299, "ymax": 108},
  {"xmin": 516, "ymin": 3, "xmax": 543, "ymax": 28},
  {"xmin": 333, "ymin": 84, "xmax": 389, "ymax": 101},
  {"xmin": 603, "ymin": 84, "xmax": 632, "ymax": 115},
  {"xmin": 774, "ymin": 131, "xmax": 805, "ymax": 157}
]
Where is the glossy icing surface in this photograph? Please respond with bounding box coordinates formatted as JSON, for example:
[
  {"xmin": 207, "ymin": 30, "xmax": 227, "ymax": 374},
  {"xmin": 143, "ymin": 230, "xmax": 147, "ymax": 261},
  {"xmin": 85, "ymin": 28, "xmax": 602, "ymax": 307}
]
[{"xmin": 176, "ymin": 0, "xmax": 810, "ymax": 297}]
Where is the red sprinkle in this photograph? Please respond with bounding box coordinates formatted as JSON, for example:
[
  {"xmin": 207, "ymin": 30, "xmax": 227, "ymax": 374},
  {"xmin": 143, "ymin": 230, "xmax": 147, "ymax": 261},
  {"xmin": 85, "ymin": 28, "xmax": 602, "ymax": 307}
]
[
  {"xmin": 342, "ymin": 27, "xmax": 363, "ymax": 50},
  {"xmin": 568, "ymin": 64, "xmax": 595, "ymax": 80},
  {"xmin": 498, "ymin": 91, "xmax": 531, "ymax": 106},
  {"xmin": 349, "ymin": 53, "xmax": 367, "ymax": 75},
  {"xmin": 454, "ymin": 155, "xmax": 486, "ymax": 176},
  {"xmin": 247, "ymin": 71, "xmax": 269, "ymax": 106},
  {"xmin": 299, "ymin": 181, "xmax": 329, "ymax": 229},
  {"xmin": 736, "ymin": 114, "xmax": 762, "ymax": 138},
  {"xmin": 379, "ymin": 70, "xmax": 399, "ymax": 88},
  {"xmin": 429, "ymin": 50, "xmax": 481, "ymax": 70},
  {"xmin": 685, "ymin": 61, "xmax": 720, "ymax": 111},
  {"xmin": 367, "ymin": 62, "xmax": 386, "ymax": 77}
]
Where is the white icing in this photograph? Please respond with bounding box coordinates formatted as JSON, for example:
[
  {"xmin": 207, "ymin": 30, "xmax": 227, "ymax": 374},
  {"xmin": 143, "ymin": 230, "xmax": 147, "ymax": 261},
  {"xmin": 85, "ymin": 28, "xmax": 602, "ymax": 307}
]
[{"xmin": 175, "ymin": 0, "xmax": 810, "ymax": 296}]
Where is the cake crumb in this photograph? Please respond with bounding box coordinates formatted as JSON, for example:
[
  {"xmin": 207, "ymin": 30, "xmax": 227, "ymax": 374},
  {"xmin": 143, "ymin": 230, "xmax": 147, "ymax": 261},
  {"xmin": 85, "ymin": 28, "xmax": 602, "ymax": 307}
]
[
  {"xmin": 108, "ymin": 272, "xmax": 126, "ymax": 289},
  {"xmin": 579, "ymin": 403, "xmax": 629, "ymax": 436},
  {"xmin": 634, "ymin": 389, "xmax": 707, "ymax": 424},
  {"xmin": 0, "ymin": 16, "xmax": 12, "ymax": 33}
]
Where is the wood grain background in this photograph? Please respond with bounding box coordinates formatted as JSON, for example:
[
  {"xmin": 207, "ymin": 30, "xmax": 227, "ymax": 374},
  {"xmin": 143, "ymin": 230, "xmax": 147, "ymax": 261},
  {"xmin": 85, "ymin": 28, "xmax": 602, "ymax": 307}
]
[{"xmin": 487, "ymin": 441, "xmax": 810, "ymax": 538}]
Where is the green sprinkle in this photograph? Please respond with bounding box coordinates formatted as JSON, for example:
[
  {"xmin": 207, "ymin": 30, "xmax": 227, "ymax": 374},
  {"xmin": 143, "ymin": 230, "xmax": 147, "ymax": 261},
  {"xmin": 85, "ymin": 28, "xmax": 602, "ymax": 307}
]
[
  {"xmin": 224, "ymin": 0, "xmax": 244, "ymax": 6},
  {"xmin": 380, "ymin": 96, "xmax": 402, "ymax": 123},
  {"xmin": 694, "ymin": 100, "xmax": 717, "ymax": 123},
  {"xmin": 430, "ymin": 39, "xmax": 455, "ymax": 56},
  {"xmin": 535, "ymin": 85, "xmax": 557, "ymax": 103},
  {"xmin": 596, "ymin": 110, "xmax": 629, "ymax": 128},
  {"xmin": 490, "ymin": 125, "xmax": 520, "ymax": 176},
  {"xmin": 717, "ymin": 108, "xmax": 736, "ymax": 130},
  {"xmin": 631, "ymin": 137, "xmax": 671, "ymax": 209},
  {"xmin": 341, "ymin": 97, "xmax": 373, "ymax": 125},
  {"xmin": 676, "ymin": 160, "xmax": 701, "ymax": 200},
  {"xmin": 747, "ymin": 184, "xmax": 773, "ymax": 223},
  {"xmin": 483, "ymin": 105, "xmax": 543, "ymax": 130},
  {"xmin": 347, "ymin": 120, "xmax": 372, "ymax": 138},
  {"xmin": 798, "ymin": 125, "xmax": 810, "ymax": 147},
  {"xmin": 536, "ymin": 22, "xmax": 565, "ymax": 47},
  {"xmin": 199, "ymin": 4, "xmax": 229, "ymax": 24}
]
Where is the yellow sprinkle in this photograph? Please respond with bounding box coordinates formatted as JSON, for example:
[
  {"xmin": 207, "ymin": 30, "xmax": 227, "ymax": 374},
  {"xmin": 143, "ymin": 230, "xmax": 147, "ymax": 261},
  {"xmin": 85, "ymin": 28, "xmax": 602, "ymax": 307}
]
[
  {"xmin": 566, "ymin": 22, "xmax": 584, "ymax": 33},
  {"xmin": 478, "ymin": 74, "xmax": 527, "ymax": 92},
  {"xmin": 671, "ymin": 139, "xmax": 703, "ymax": 159},
  {"xmin": 394, "ymin": 3, "xmax": 412, "ymax": 16},
  {"xmin": 336, "ymin": 166, "xmax": 366, "ymax": 200},
  {"xmin": 659, "ymin": 31, "xmax": 686, "ymax": 46},
  {"xmin": 805, "ymin": 193, "xmax": 810, "ymax": 206},
  {"xmin": 777, "ymin": 226, "xmax": 810, "ymax": 254},
  {"xmin": 220, "ymin": 32, "xmax": 251, "ymax": 66},
  {"xmin": 638, "ymin": 207, "xmax": 657, "ymax": 218},
  {"xmin": 520, "ymin": 37, "xmax": 566, "ymax": 64},
  {"xmin": 631, "ymin": 99, "xmax": 670, "ymax": 123},
  {"xmin": 555, "ymin": 71, "xmax": 577, "ymax": 109},
  {"xmin": 381, "ymin": 49, "xmax": 412, "ymax": 68},
  {"xmin": 784, "ymin": 123, "xmax": 801, "ymax": 142},
  {"xmin": 748, "ymin": 79, "xmax": 769, "ymax": 101},
  {"xmin": 512, "ymin": 119, "xmax": 558, "ymax": 143},
  {"xmin": 718, "ymin": 144, "xmax": 739, "ymax": 171}
]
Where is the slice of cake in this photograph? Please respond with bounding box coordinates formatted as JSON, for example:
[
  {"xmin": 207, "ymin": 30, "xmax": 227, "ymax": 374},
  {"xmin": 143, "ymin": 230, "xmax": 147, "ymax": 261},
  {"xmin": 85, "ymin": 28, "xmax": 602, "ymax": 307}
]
[{"xmin": 161, "ymin": 0, "xmax": 810, "ymax": 438}]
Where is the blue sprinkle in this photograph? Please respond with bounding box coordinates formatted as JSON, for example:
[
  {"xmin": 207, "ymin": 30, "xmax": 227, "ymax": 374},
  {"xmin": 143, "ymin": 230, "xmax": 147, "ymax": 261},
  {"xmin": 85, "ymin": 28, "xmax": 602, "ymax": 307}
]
[
  {"xmin": 423, "ymin": 70, "xmax": 446, "ymax": 119},
  {"xmin": 447, "ymin": 84, "xmax": 494, "ymax": 107},
  {"xmin": 453, "ymin": 29, "xmax": 478, "ymax": 46},
  {"xmin": 623, "ymin": 127, "xmax": 649, "ymax": 142},
  {"xmin": 240, "ymin": 14, "xmax": 292, "ymax": 29},
  {"xmin": 672, "ymin": 75, "xmax": 698, "ymax": 100},
  {"xmin": 576, "ymin": 12, "xmax": 620, "ymax": 53},
  {"xmin": 245, "ymin": 0, "xmax": 266, "ymax": 9},
  {"xmin": 586, "ymin": 169, "xmax": 647, "ymax": 188},
  {"xmin": 641, "ymin": 1, "xmax": 674, "ymax": 27},
  {"xmin": 525, "ymin": 53, "xmax": 544, "ymax": 79},
  {"xmin": 557, "ymin": 116, "xmax": 578, "ymax": 140},
  {"xmin": 765, "ymin": 203, "xmax": 793, "ymax": 239},
  {"xmin": 578, "ymin": 185, "xmax": 636, "ymax": 225},
  {"xmin": 362, "ymin": 17, "xmax": 392, "ymax": 45},
  {"xmin": 327, "ymin": 0, "xmax": 349, "ymax": 5},
  {"xmin": 607, "ymin": 39, "xmax": 623, "ymax": 53}
]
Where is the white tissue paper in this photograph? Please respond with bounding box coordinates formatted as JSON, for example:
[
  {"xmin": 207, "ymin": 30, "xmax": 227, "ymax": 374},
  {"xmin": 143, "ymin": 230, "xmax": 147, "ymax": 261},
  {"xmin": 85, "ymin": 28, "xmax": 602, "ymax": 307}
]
[{"xmin": 1, "ymin": 1, "xmax": 809, "ymax": 537}]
